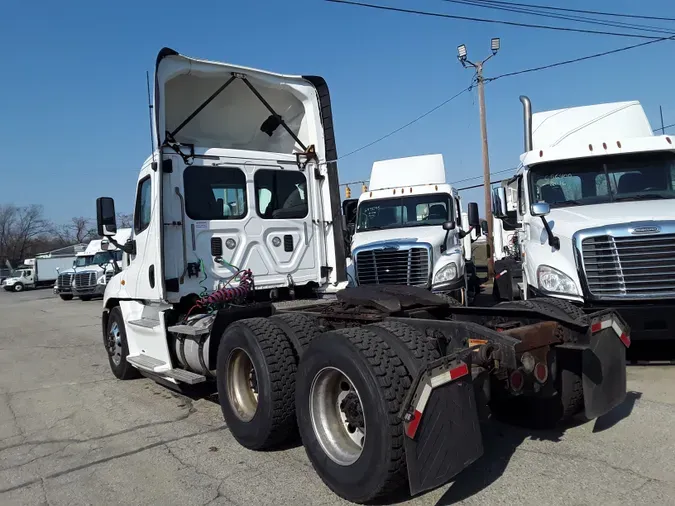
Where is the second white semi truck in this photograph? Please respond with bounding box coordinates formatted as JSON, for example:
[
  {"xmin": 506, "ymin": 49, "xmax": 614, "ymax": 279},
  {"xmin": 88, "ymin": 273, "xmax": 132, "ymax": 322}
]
[
  {"xmin": 492, "ymin": 96, "xmax": 675, "ymax": 345},
  {"xmin": 92, "ymin": 47, "xmax": 631, "ymax": 504}
]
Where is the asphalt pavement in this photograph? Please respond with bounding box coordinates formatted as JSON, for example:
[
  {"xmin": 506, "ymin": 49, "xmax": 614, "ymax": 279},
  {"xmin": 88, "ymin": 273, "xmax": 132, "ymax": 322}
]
[{"xmin": 1, "ymin": 288, "xmax": 675, "ymax": 505}]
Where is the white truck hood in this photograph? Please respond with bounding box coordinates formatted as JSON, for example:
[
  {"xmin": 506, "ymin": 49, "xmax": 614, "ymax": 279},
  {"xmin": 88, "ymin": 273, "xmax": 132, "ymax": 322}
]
[
  {"xmin": 547, "ymin": 200, "xmax": 674, "ymax": 238},
  {"xmin": 351, "ymin": 226, "xmax": 447, "ymax": 251}
]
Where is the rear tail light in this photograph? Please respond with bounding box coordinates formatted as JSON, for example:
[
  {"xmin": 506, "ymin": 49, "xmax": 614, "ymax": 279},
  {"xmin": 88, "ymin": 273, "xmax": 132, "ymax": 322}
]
[
  {"xmin": 534, "ymin": 362, "xmax": 548, "ymax": 384},
  {"xmin": 509, "ymin": 369, "xmax": 524, "ymax": 392}
]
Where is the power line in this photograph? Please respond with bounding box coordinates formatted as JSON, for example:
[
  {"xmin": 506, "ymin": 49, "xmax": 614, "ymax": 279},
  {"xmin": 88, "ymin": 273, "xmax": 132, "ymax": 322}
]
[
  {"xmin": 469, "ymin": 0, "xmax": 675, "ymax": 23},
  {"xmin": 487, "ymin": 34, "xmax": 675, "ymax": 81},
  {"xmin": 325, "ymin": 0, "xmax": 664, "ymax": 39},
  {"xmin": 335, "ymin": 85, "xmax": 473, "ymax": 161},
  {"xmin": 451, "ymin": 167, "xmax": 515, "ymax": 185},
  {"xmin": 655, "ymin": 122, "xmax": 675, "ymax": 132},
  {"xmin": 438, "ymin": 0, "xmax": 675, "ymax": 35}
]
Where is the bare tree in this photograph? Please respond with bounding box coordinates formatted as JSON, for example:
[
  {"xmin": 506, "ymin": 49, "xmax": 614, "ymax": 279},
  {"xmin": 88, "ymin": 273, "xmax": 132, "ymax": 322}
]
[
  {"xmin": 70, "ymin": 216, "xmax": 94, "ymax": 242},
  {"xmin": 0, "ymin": 205, "xmax": 50, "ymax": 263},
  {"xmin": 116, "ymin": 213, "xmax": 133, "ymax": 228}
]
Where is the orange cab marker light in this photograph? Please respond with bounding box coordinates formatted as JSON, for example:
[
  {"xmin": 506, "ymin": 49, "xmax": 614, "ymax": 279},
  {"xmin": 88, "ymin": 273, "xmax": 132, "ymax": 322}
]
[
  {"xmin": 617, "ymin": 141, "xmax": 622, "ymax": 148},
  {"xmin": 588, "ymin": 144, "xmax": 593, "ymax": 151},
  {"xmin": 667, "ymin": 137, "xmax": 672, "ymax": 145},
  {"xmin": 602, "ymin": 142, "xmax": 607, "ymax": 149}
]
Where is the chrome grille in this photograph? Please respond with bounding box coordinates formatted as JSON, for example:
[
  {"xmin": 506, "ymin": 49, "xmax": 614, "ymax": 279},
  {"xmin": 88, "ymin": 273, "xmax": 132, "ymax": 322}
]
[
  {"xmin": 581, "ymin": 233, "xmax": 675, "ymax": 297},
  {"xmin": 355, "ymin": 246, "xmax": 430, "ymax": 286},
  {"xmin": 74, "ymin": 272, "xmax": 96, "ymax": 288},
  {"xmin": 57, "ymin": 273, "xmax": 73, "ymax": 289}
]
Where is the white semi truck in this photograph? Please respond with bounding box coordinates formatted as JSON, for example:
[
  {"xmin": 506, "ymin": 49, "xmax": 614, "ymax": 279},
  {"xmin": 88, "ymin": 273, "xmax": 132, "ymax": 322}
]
[
  {"xmin": 93, "ymin": 48, "xmax": 631, "ymax": 503},
  {"xmin": 345, "ymin": 154, "xmax": 483, "ymax": 305},
  {"xmin": 492, "ymin": 96, "xmax": 675, "ymax": 344},
  {"xmin": 54, "ymin": 229, "xmax": 131, "ymax": 301},
  {"xmin": 2, "ymin": 253, "xmax": 78, "ymax": 292}
]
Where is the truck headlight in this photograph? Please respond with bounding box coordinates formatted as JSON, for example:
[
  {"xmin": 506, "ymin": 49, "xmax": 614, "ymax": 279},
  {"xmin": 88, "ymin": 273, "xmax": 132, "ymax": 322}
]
[
  {"xmin": 97, "ymin": 275, "xmax": 107, "ymax": 285},
  {"xmin": 434, "ymin": 263, "xmax": 458, "ymax": 284},
  {"xmin": 537, "ymin": 265, "xmax": 578, "ymax": 295}
]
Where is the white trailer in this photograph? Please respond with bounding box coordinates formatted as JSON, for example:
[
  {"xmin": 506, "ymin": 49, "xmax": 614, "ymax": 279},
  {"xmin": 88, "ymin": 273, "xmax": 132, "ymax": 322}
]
[
  {"xmin": 92, "ymin": 47, "xmax": 631, "ymax": 504},
  {"xmin": 492, "ymin": 96, "xmax": 675, "ymax": 344}
]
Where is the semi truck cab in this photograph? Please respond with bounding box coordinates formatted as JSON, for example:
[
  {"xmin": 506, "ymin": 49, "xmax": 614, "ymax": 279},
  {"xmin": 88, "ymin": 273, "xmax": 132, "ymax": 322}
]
[
  {"xmin": 492, "ymin": 96, "xmax": 675, "ymax": 343},
  {"xmin": 347, "ymin": 154, "xmax": 483, "ymax": 304}
]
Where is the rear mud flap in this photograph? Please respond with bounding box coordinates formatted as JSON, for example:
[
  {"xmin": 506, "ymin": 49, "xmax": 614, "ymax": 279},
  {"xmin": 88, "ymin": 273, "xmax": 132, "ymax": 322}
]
[
  {"xmin": 581, "ymin": 326, "xmax": 628, "ymax": 419},
  {"xmin": 403, "ymin": 363, "xmax": 483, "ymax": 496},
  {"xmin": 558, "ymin": 311, "xmax": 629, "ymax": 420}
]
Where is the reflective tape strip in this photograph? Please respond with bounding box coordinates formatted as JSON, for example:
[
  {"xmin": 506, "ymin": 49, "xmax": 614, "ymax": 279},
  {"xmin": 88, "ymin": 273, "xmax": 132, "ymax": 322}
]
[
  {"xmin": 415, "ymin": 383, "xmax": 433, "ymax": 414},
  {"xmin": 591, "ymin": 316, "xmax": 630, "ymax": 348}
]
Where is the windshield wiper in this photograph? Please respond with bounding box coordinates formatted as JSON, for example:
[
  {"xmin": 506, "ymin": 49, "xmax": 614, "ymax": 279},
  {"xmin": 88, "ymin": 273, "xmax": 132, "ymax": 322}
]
[{"xmin": 614, "ymin": 193, "xmax": 672, "ymax": 201}]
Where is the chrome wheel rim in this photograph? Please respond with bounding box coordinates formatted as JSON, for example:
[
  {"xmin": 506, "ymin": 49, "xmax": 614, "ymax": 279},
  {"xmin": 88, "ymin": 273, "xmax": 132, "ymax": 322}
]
[
  {"xmin": 226, "ymin": 348, "xmax": 258, "ymax": 421},
  {"xmin": 309, "ymin": 367, "xmax": 366, "ymax": 466},
  {"xmin": 108, "ymin": 322, "xmax": 122, "ymax": 366}
]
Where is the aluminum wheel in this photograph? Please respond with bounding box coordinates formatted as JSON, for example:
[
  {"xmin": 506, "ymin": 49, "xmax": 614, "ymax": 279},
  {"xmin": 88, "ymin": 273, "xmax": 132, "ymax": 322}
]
[
  {"xmin": 226, "ymin": 348, "xmax": 259, "ymax": 422},
  {"xmin": 309, "ymin": 367, "xmax": 366, "ymax": 466},
  {"xmin": 107, "ymin": 322, "xmax": 122, "ymax": 366}
]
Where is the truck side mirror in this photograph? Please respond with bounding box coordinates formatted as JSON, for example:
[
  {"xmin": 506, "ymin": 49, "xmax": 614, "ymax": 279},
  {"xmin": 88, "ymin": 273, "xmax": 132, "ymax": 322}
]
[
  {"xmin": 442, "ymin": 221, "xmax": 456, "ymax": 231},
  {"xmin": 492, "ymin": 187, "xmax": 507, "ymax": 218},
  {"xmin": 531, "ymin": 202, "xmax": 550, "ymax": 217},
  {"xmin": 96, "ymin": 197, "xmax": 118, "ymax": 237},
  {"xmin": 467, "ymin": 202, "xmax": 480, "ymax": 229}
]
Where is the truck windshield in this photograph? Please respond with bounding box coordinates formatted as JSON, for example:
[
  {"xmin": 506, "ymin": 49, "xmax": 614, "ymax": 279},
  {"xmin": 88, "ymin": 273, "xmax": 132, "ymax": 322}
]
[
  {"xmin": 529, "ymin": 151, "xmax": 675, "ymax": 208},
  {"xmin": 11, "ymin": 269, "xmax": 31, "ymax": 277},
  {"xmin": 356, "ymin": 193, "xmax": 454, "ymax": 232},
  {"xmin": 92, "ymin": 251, "xmax": 122, "ymax": 265},
  {"xmin": 74, "ymin": 255, "xmax": 94, "ymax": 268}
]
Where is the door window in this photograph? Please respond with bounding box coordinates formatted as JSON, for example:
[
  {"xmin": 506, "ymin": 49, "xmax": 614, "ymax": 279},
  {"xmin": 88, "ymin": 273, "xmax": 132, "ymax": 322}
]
[
  {"xmin": 255, "ymin": 170, "xmax": 308, "ymax": 219},
  {"xmin": 134, "ymin": 176, "xmax": 152, "ymax": 234}
]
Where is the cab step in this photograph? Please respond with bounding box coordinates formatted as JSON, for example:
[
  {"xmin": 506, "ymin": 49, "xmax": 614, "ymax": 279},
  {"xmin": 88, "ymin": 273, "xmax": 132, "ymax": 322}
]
[
  {"xmin": 164, "ymin": 369, "xmax": 206, "ymax": 384},
  {"xmin": 126, "ymin": 354, "xmax": 166, "ymax": 371},
  {"xmin": 167, "ymin": 324, "xmax": 210, "ymax": 337},
  {"xmin": 128, "ymin": 317, "xmax": 161, "ymax": 329}
]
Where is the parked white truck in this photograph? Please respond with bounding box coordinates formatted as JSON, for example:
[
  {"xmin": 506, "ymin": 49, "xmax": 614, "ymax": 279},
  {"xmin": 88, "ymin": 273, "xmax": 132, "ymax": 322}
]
[
  {"xmin": 92, "ymin": 48, "xmax": 630, "ymax": 504},
  {"xmin": 344, "ymin": 154, "xmax": 483, "ymax": 304},
  {"xmin": 3, "ymin": 253, "xmax": 78, "ymax": 292},
  {"xmin": 492, "ymin": 95, "xmax": 675, "ymax": 344},
  {"xmin": 54, "ymin": 229, "xmax": 131, "ymax": 301}
]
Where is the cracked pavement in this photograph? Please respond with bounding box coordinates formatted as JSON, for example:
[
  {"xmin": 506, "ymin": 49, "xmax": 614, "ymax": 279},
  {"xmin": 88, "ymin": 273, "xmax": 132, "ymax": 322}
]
[{"xmin": 1, "ymin": 290, "xmax": 675, "ymax": 505}]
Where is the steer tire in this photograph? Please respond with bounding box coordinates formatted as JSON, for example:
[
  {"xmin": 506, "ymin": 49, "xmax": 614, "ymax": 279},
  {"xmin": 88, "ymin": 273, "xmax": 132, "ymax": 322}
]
[
  {"xmin": 59, "ymin": 294, "xmax": 73, "ymax": 301},
  {"xmin": 105, "ymin": 307, "xmax": 141, "ymax": 380},
  {"xmin": 216, "ymin": 317, "xmax": 297, "ymax": 450},
  {"xmin": 13, "ymin": 283, "xmax": 24, "ymax": 292},
  {"xmin": 269, "ymin": 313, "xmax": 322, "ymax": 360},
  {"xmin": 79, "ymin": 295, "xmax": 93, "ymax": 302},
  {"xmin": 296, "ymin": 327, "xmax": 411, "ymax": 504}
]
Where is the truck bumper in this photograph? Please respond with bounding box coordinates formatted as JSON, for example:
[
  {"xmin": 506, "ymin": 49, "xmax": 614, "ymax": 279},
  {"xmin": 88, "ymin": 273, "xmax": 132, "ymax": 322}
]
[
  {"xmin": 583, "ymin": 301, "xmax": 675, "ymax": 341},
  {"xmin": 73, "ymin": 285, "xmax": 106, "ymax": 297}
]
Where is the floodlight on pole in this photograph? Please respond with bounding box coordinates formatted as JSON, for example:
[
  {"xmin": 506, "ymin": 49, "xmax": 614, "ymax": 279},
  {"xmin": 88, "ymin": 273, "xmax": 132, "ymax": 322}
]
[
  {"xmin": 491, "ymin": 38, "xmax": 500, "ymax": 54},
  {"xmin": 457, "ymin": 44, "xmax": 467, "ymax": 62}
]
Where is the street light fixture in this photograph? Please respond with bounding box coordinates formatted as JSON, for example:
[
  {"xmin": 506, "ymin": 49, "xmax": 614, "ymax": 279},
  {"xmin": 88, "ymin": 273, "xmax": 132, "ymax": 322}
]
[
  {"xmin": 457, "ymin": 44, "xmax": 467, "ymax": 62},
  {"xmin": 491, "ymin": 37, "xmax": 500, "ymax": 54}
]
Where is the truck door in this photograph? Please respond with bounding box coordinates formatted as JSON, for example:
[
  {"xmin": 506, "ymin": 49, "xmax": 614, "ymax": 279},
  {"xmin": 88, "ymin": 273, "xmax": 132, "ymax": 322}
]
[{"xmin": 126, "ymin": 164, "xmax": 163, "ymax": 301}]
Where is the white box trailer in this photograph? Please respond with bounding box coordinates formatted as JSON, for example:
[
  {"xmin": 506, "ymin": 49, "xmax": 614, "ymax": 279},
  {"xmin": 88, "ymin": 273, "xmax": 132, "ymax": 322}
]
[{"xmin": 3, "ymin": 254, "xmax": 77, "ymax": 292}]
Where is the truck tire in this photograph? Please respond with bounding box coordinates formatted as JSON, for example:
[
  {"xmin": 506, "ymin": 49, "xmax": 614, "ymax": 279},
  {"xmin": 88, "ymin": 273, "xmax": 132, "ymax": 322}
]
[
  {"xmin": 59, "ymin": 294, "xmax": 73, "ymax": 301},
  {"xmin": 368, "ymin": 320, "xmax": 441, "ymax": 367},
  {"xmin": 105, "ymin": 307, "xmax": 141, "ymax": 380},
  {"xmin": 434, "ymin": 292, "xmax": 462, "ymax": 307},
  {"xmin": 79, "ymin": 295, "xmax": 93, "ymax": 302},
  {"xmin": 295, "ymin": 327, "xmax": 411, "ymax": 503},
  {"xmin": 13, "ymin": 283, "xmax": 24, "ymax": 292},
  {"xmin": 491, "ymin": 299, "xmax": 585, "ymax": 427},
  {"xmin": 216, "ymin": 317, "xmax": 297, "ymax": 450},
  {"xmin": 269, "ymin": 313, "xmax": 322, "ymax": 360}
]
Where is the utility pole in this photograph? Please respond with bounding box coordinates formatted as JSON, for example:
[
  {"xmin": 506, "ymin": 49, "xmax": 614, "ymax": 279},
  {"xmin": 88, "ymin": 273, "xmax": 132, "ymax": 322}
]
[
  {"xmin": 660, "ymin": 105, "xmax": 665, "ymax": 134},
  {"xmin": 457, "ymin": 38, "xmax": 500, "ymax": 280}
]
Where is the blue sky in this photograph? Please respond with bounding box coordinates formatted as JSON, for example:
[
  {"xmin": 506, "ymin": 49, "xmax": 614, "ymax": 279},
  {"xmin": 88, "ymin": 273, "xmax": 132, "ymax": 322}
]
[{"xmin": 1, "ymin": 0, "xmax": 673, "ymax": 223}]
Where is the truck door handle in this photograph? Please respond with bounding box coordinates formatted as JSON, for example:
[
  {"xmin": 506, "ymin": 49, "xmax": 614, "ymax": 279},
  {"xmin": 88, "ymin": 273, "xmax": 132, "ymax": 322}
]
[{"xmin": 149, "ymin": 265, "xmax": 155, "ymax": 288}]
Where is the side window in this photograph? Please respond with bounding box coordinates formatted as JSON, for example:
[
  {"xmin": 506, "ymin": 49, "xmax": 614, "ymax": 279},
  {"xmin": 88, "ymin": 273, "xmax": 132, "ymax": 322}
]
[
  {"xmin": 517, "ymin": 177, "xmax": 526, "ymax": 216},
  {"xmin": 255, "ymin": 170, "xmax": 308, "ymax": 219},
  {"xmin": 184, "ymin": 166, "xmax": 247, "ymax": 220},
  {"xmin": 454, "ymin": 198, "xmax": 462, "ymax": 226},
  {"xmin": 134, "ymin": 176, "xmax": 152, "ymax": 234}
]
